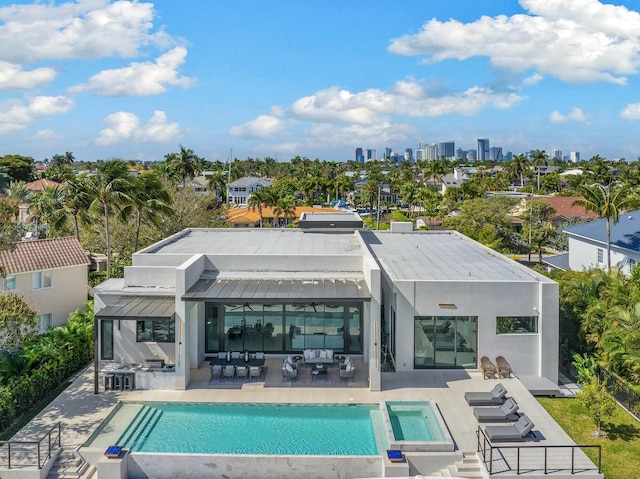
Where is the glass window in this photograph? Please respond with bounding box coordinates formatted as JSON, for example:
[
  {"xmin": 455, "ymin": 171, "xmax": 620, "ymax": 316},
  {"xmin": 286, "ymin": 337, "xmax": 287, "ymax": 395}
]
[
  {"xmin": 597, "ymin": 249, "xmax": 604, "ymax": 264},
  {"xmin": 205, "ymin": 304, "xmax": 219, "ymax": 353},
  {"xmin": 32, "ymin": 270, "xmax": 52, "ymax": 290},
  {"xmin": 101, "ymin": 320, "xmax": 114, "ymax": 360},
  {"xmin": 630, "ymin": 258, "xmax": 637, "ymax": 269},
  {"xmin": 4, "ymin": 275, "xmax": 15, "ymax": 291},
  {"xmin": 414, "ymin": 316, "xmax": 477, "ymax": 369},
  {"xmin": 37, "ymin": 313, "xmax": 52, "ymax": 333},
  {"xmin": 136, "ymin": 319, "xmax": 175, "ymax": 342},
  {"xmin": 496, "ymin": 316, "xmax": 538, "ymax": 334}
]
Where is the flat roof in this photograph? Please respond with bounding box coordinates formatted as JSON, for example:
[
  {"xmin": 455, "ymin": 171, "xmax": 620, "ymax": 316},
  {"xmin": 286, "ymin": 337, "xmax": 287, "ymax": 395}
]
[
  {"xmin": 143, "ymin": 229, "xmax": 363, "ymax": 256},
  {"xmin": 361, "ymin": 230, "xmax": 546, "ymax": 282}
]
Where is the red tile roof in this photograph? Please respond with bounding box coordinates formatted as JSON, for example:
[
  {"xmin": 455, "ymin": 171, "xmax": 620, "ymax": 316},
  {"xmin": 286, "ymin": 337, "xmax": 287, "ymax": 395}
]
[
  {"xmin": 26, "ymin": 178, "xmax": 64, "ymax": 193},
  {"xmin": 527, "ymin": 196, "xmax": 600, "ymax": 220},
  {"xmin": 0, "ymin": 237, "xmax": 89, "ymax": 275}
]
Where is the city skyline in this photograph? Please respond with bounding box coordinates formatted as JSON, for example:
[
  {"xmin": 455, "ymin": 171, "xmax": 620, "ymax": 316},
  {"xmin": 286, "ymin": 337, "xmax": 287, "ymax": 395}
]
[{"xmin": 1, "ymin": 1, "xmax": 640, "ymax": 163}]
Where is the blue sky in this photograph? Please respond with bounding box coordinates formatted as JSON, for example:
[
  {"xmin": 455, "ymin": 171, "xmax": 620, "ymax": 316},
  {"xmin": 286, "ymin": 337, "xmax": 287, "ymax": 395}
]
[{"xmin": 1, "ymin": 0, "xmax": 640, "ymax": 163}]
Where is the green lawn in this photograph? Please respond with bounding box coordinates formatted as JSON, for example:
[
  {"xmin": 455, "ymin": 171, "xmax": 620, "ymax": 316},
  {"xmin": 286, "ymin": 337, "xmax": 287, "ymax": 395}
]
[{"xmin": 538, "ymin": 397, "xmax": 640, "ymax": 479}]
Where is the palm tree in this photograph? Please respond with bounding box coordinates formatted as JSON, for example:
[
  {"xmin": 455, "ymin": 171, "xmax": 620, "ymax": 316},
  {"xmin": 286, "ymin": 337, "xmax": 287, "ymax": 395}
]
[
  {"xmin": 248, "ymin": 187, "xmax": 276, "ymax": 227},
  {"xmin": 85, "ymin": 160, "xmax": 133, "ymax": 278},
  {"xmin": 7, "ymin": 181, "xmax": 33, "ymax": 220},
  {"xmin": 206, "ymin": 171, "xmax": 228, "ymax": 204},
  {"xmin": 400, "ymin": 181, "xmax": 419, "ymax": 218},
  {"xmin": 531, "ymin": 149, "xmax": 548, "ymax": 191},
  {"xmin": 166, "ymin": 145, "xmax": 202, "ymax": 186},
  {"xmin": 123, "ymin": 173, "xmax": 173, "ymax": 251},
  {"xmin": 509, "ymin": 154, "xmax": 529, "ymax": 188},
  {"xmin": 573, "ymin": 182, "xmax": 635, "ymax": 271},
  {"xmin": 273, "ymin": 195, "xmax": 296, "ymax": 227},
  {"xmin": 48, "ymin": 178, "xmax": 90, "ymax": 241}
]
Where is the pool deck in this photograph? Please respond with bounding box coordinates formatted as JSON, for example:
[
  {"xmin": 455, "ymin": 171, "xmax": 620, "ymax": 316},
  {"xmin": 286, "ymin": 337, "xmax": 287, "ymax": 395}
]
[{"xmin": 7, "ymin": 359, "xmax": 601, "ymax": 477}]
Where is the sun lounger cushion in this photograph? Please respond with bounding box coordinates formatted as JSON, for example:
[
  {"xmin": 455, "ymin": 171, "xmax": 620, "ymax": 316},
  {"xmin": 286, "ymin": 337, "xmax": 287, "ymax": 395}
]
[
  {"xmin": 464, "ymin": 383, "xmax": 508, "ymax": 406},
  {"xmin": 485, "ymin": 415, "xmax": 535, "ymax": 442},
  {"xmin": 474, "ymin": 398, "xmax": 519, "ymax": 422}
]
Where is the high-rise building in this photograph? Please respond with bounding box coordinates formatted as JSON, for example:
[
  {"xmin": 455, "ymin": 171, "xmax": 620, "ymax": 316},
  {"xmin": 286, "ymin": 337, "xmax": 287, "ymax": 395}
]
[
  {"xmin": 570, "ymin": 151, "xmax": 580, "ymax": 163},
  {"xmin": 385, "ymin": 147, "xmax": 392, "ymax": 160},
  {"xmin": 366, "ymin": 148, "xmax": 377, "ymax": 162},
  {"xmin": 477, "ymin": 138, "xmax": 490, "ymax": 161},
  {"xmin": 455, "ymin": 148, "xmax": 466, "ymax": 159},
  {"xmin": 425, "ymin": 144, "xmax": 438, "ymax": 161},
  {"xmin": 552, "ymin": 149, "xmax": 562, "ymax": 160},
  {"xmin": 355, "ymin": 147, "xmax": 363, "ymax": 163},
  {"xmin": 489, "ymin": 147, "xmax": 503, "ymax": 161},
  {"xmin": 438, "ymin": 141, "xmax": 455, "ymax": 159},
  {"xmin": 404, "ymin": 148, "xmax": 413, "ymax": 163},
  {"xmin": 415, "ymin": 149, "xmax": 425, "ymax": 162}
]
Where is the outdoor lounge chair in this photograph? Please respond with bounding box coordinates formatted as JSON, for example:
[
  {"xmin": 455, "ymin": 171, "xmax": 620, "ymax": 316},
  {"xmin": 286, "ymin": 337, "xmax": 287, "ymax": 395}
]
[
  {"xmin": 464, "ymin": 383, "xmax": 507, "ymax": 406},
  {"xmin": 480, "ymin": 356, "xmax": 497, "ymax": 379},
  {"xmin": 282, "ymin": 361, "xmax": 298, "ymax": 382},
  {"xmin": 249, "ymin": 366, "xmax": 262, "ymax": 381},
  {"xmin": 235, "ymin": 366, "xmax": 248, "ymax": 381},
  {"xmin": 474, "ymin": 398, "xmax": 520, "ymax": 423},
  {"xmin": 496, "ymin": 356, "xmax": 513, "ymax": 378},
  {"xmin": 485, "ymin": 414, "xmax": 535, "ymax": 442},
  {"xmin": 210, "ymin": 364, "xmax": 222, "ymax": 382},
  {"xmin": 222, "ymin": 365, "xmax": 235, "ymax": 381}
]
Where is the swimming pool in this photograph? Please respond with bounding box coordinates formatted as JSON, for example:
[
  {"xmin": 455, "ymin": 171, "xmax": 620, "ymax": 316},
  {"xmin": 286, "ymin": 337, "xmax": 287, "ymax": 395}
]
[{"xmin": 86, "ymin": 402, "xmax": 385, "ymax": 455}]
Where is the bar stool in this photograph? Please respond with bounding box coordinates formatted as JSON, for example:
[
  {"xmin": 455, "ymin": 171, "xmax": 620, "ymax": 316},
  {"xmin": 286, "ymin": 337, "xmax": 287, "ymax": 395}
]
[
  {"xmin": 123, "ymin": 373, "xmax": 134, "ymax": 391},
  {"xmin": 113, "ymin": 374, "xmax": 123, "ymax": 390},
  {"xmin": 104, "ymin": 373, "xmax": 115, "ymax": 391}
]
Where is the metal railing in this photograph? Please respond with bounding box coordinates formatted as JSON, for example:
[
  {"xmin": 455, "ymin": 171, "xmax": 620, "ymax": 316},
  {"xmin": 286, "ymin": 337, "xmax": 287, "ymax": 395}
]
[
  {"xmin": 598, "ymin": 366, "xmax": 640, "ymax": 420},
  {"xmin": 477, "ymin": 426, "xmax": 601, "ymax": 475},
  {"xmin": 0, "ymin": 422, "xmax": 61, "ymax": 470}
]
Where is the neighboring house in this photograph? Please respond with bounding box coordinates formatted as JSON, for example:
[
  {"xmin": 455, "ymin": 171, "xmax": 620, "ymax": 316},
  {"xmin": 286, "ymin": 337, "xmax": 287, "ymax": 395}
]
[
  {"xmin": 224, "ymin": 205, "xmax": 337, "ymax": 228},
  {"xmin": 424, "ymin": 167, "xmax": 469, "ymax": 195},
  {"xmin": 522, "ymin": 196, "xmax": 599, "ymax": 227},
  {"xmin": 17, "ymin": 179, "xmax": 65, "ymax": 224},
  {"xmin": 547, "ymin": 210, "xmax": 640, "ymax": 275},
  {"xmin": 227, "ymin": 177, "xmax": 273, "ymax": 205},
  {"xmin": 0, "ymin": 237, "xmax": 90, "ymax": 332},
  {"xmin": 92, "ymin": 225, "xmax": 558, "ymax": 392}
]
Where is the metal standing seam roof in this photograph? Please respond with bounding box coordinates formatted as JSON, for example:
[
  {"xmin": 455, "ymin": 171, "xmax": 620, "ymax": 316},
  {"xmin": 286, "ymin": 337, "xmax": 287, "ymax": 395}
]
[
  {"xmin": 564, "ymin": 210, "xmax": 640, "ymax": 253},
  {"xmin": 542, "ymin": 253, "xmax": 570, "ymax": 271},
  {"xmin": 96, "ymin": 296, "xmax": 175, "ymax": 319},
  {"xmin": 182, "ymin": 278, "xmax": 370, "ymax": 302}
]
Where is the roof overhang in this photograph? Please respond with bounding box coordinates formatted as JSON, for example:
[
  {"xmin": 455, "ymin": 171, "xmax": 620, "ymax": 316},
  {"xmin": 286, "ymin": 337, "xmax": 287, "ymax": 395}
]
[
  {"xmin": 182, "ymin": 278, "xmax": 371, "ymax": 302},
  {"xmin": 96, "ymin": 296, "xmax": 175, "ymax": 319}
]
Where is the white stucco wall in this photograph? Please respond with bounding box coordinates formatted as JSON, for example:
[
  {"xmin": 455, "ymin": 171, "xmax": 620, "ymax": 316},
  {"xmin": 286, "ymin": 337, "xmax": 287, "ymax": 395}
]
[
  {"xmin": 568, "ymin": 236, "xmax": 640, "ymax": 275},
  {"xmin": 389, "ymin": 278, "xmax": 558, "ymax": 383},
  {"xmin": 11, "ymin": 264, "xmax": 88, "ymax": 327}
]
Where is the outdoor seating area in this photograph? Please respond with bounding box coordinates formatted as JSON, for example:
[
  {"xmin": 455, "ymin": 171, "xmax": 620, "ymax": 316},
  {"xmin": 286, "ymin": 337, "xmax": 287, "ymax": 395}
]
[
  {"xmin": 209, "ymin": 351, "xmax": 267, "ymax": 383},
  {"xmin": 480, "ymin": 355, "xmax": 513, "ymax": 379}
]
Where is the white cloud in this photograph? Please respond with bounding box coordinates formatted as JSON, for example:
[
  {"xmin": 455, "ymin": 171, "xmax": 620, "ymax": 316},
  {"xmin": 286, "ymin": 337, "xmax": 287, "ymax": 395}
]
[
  {"xmin": 389, "ymin": 0, "xmax": 640, "ymax": 84},
  {"xmin": 523, "ymin": 73, "xmax": 544, "ymax": 86},
  {"xmin": 70, "ymin": 47, "xmax": 194, "ymax": 97},
  {"xmin": 306, "ymin": 122, "xmax": 416, "ymax": 149},
  {"xmin": 549, "ymin": 107, "xmax": 588, "ymax": 123},
  {"xmin": 287, "ymin": 82, "xmax": 523, "ymax": 124},
  {"xmin": 0, "ymin": 1, "xmax": 171, "ymax": 64},
  {"xmin": 0, "ymin": 96, "xmax": 74, "ymax": 134},
  {"xmin": 620, "ymin": 102, "xmax": 640, "ymax": 120},
  {"xmin": 229, "ymin": 115, "xmax": 285, "ymax": 138},
  {"xmin": 95, "ymin": 110, "xmax": 180, "ymax": 145},
  {"xmin": 0, "ymin": 62, "xmax": 57, "ymax": 90}
]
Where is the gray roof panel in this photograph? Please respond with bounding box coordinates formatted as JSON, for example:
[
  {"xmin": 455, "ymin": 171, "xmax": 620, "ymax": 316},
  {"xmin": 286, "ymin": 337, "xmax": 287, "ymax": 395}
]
[
  {"xmin": 97, "ymin": 296, "xmax": 175, "ymax": 319},
  {"xmin": 564, "ymin": 210, "xmax": 640, "ymax": 252}
]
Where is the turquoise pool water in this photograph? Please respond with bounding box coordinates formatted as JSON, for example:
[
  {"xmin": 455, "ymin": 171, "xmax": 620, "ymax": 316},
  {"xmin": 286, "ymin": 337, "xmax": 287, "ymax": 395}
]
[
  {"xmin": 95, "ymin": 403, "xmax": 384, "ymax": 455},
  {"xmin": 386, "ymin": 401, "xmax": 447, "ymax": 442}
]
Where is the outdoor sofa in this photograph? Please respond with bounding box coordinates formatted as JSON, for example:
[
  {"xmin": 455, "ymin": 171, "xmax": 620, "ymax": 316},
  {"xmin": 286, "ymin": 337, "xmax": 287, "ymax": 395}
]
[{"xmin": 303, "ymin": 349, "xmax": 334, "ymax": 365}]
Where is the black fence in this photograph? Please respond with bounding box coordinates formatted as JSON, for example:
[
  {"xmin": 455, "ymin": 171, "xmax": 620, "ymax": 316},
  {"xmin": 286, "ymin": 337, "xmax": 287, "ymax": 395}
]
[{"xmin": 598, "ymin": 366, "xmax": 640, "ymax": 420}]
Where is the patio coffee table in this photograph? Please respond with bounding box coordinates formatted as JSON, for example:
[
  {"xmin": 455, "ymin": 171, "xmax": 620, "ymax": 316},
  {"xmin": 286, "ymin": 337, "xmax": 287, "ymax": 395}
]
[{"xmin": 311, "ymin": 363, "xmax": 327, "ymax": 381}]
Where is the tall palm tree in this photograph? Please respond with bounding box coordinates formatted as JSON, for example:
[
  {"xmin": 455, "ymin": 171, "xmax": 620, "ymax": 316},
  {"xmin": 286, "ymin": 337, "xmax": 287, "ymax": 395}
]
[
  {"xmin": 49, "ymin": 178, "xmax": 90, "ymax": 241},
  {"xmin": 166, "ymin": 145, "xmax": 202, "ymax": 186},
  {"xmin": 573, "ymin": 182, "xmax": 635, "ymax": 271},
  {"xmin": 7, "ymin": 181, "xmax": 33, "ymax": 220},
  {"xmin": 531, "ymin": 149, "xmax": 548, "ymax": 191},
  {"xmin": 123, "ymin": 173, "xmax": 173, "ymax": 251},
  {"xmin": 85, "ymin": 160, "xmax": 133, "ymax": 278},
  {"xmin": 509, "ymin": 154, "xmax": 529, "ymax": 188},
  {"xmin": 248, "ymin": 187, "xmax": 276, "ymax": 227},
  {"xmin": 206, "ymin": 171, "xmax": 228, "ymax": 204}
]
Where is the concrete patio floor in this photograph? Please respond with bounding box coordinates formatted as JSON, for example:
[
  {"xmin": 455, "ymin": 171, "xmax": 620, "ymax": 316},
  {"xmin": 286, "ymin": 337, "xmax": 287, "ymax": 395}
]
[{"xmin": 5, "ymin": 359, "xmax": 602, "ymax": 477}]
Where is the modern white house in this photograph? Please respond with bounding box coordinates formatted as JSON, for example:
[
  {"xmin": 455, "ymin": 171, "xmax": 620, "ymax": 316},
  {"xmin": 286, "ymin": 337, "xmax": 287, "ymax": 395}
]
[
  {"xmin": 227, "ymin": 176, "xmax": 273, "ymax": 205},
  {"xmin": 0, "ymin": 236, "xmax": 89, "ymax": 332},
  {"xmin": 555, "ymin": 210, "xmax": 640, "ymax": 275},
  {"xmin": 92, "ymin": 225, "xmax": 559, "ymax": 392}
]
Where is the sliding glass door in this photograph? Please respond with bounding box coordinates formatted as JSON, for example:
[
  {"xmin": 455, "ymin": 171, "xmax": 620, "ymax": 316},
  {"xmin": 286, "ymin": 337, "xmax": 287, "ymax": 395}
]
[{"xmin": 414, "ymin": 316, "xmax": 477, "ymax": 368}]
